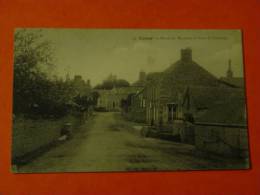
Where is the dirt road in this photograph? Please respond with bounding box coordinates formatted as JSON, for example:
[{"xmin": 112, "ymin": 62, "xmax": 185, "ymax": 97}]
[{"xmin": 18, "ymin": 112, "xmax": 247, "ymax": 173}]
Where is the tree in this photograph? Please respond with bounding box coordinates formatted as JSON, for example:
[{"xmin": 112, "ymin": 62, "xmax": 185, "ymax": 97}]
[
  {"xmin": 14, "ymin": 29, "xmax": 54, "ymax": 73},
  {"xmin": 116, "ymin": 79, "xmax": 130, "ymax": 87},
  {"xmin": 91, "ymin": 91, "xmax": 100, "ymax": 106},
  {"xmin": 13, "ymin": 29, "xmax": 75, "ymax": 118},
  {"xmin": 13, "ymin": 30, "xmax": 54, "ymax": 114},
  {"xmin": 94, "ymin": 78, "xmax": 130, "ymax": 89}
]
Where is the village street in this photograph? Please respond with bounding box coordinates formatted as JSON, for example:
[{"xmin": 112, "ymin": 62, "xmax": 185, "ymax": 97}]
[{"xmin": 18, "ymin": 112, "xmax": 246, "ymax": 173}]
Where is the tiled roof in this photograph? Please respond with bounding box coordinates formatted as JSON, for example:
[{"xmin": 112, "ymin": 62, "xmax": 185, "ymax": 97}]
[
  {"xmin": 183, "ymin": 86, "xmax": 247, "ymax": 124},
  {"xmin": 161, "ymin": 60, "xmax": 222, "ymax": 87},
  {"xmin": 220, "ymin": 77, "xmax": 245, "ymax": 88}
]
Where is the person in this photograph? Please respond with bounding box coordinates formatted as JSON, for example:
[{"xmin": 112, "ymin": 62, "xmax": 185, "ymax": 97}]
[{"xmin": 60, "ymin": 123, "xmax": 72, "ymax": 140}]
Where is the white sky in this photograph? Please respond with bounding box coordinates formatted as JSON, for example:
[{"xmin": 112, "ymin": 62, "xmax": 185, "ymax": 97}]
[{"xmin": 27, "ymin": 29, "xmax": 245, "ymax": 86}]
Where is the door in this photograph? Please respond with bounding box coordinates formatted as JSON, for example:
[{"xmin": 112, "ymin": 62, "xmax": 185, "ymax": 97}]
[{"xmin": 167, "ymin": 103, "xmax": 177, "ymax": 122}]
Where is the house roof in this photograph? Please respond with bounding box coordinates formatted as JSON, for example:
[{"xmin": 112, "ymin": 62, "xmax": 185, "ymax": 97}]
[
  {"xmin": 220, "ymin": 77, "xmax": 245, "ymax": 88},
  {"xmin": 95, "ymin": 86, "xmax": 142, "ymax": 96},
  {"xmin": 161, "ymin": 59, "xmax": 223, "ymax": 87},
  {"xmin": 182, "ymin": 86, "xmax": 247, "ymax": 124}
]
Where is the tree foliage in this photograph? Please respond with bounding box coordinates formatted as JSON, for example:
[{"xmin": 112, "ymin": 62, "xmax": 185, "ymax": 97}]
[
  {"xmin": 13, "ymin": 30, "xmax": 87, "ymax": 118},
  {"xmin": 94, "ymin": 78, "xmax": 130, "ymax": 89}
]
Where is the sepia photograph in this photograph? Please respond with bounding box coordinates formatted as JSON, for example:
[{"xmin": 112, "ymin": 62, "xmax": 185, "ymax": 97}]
[{"xmin": 11, "ymin": 29, "xmax": 249, "ymax": 173}]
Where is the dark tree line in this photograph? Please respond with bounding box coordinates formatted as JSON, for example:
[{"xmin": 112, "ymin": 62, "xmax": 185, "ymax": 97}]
[
  {"xmin": 73, "ymin": 94, "xmax": 94, "ymax": 112},
  {"xmin": 94, "ymin": 79, "xmax": 130, "ymax": 90}
]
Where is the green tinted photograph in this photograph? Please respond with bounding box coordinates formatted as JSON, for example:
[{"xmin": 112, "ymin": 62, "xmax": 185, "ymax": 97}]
[{"xmin": 12, "ymin": 29, "xmax": 249, "ymax": 173}]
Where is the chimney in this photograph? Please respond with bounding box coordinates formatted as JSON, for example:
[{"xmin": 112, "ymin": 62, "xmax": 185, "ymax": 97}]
[
  {"xmin": 228, "ymin": 59, "xmax": 232, "ymax": 70},
  {"xmin": 181, "ymin": 48, "xmax": 192, "ymax": 62},
  {"xmin": 87, "ymin": 79, "xmax": 91, "ymax": 86},
  {"xmin": 139, "ymin": 70, "xmax": 146, "ymax": 82}
]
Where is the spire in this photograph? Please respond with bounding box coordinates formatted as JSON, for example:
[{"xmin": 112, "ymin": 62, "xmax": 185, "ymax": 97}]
[
  {"xmin": 87, "ymin": 79, "xmax": 91, "ymax": 87},
  {"xmin": 228, "ymin": 59, "xmax": 232, "ymax": 70},
  {"xmin": 227, "ymin": 59, "xmax": 233, "ymax": 79},
  {"xmin": 65, "ymin": 73, "xmax": 70, "ymax": 82}
]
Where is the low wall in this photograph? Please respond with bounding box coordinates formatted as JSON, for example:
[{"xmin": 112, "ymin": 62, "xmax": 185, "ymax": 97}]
[
  {"xmin": 12, "ymin": 114, "xmax": 81, "ymax": 160},
  {"xmin": 194, "ymin": 123, "xmax": 249, "ymax": 158},
  {"xmin": 161, "ymin": 121, "xmax": 248, "ymax": 158}
]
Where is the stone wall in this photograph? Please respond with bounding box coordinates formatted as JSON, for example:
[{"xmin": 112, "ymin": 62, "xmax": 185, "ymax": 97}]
[{"xmin": 170, "ymin": 120, "xmax": 248, "ymax": 158}]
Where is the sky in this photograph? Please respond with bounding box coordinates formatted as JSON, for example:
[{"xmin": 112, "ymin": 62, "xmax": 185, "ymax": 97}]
[{"xmin": 22, "ymin": 29, "xmax": 245, "ymax": 86}]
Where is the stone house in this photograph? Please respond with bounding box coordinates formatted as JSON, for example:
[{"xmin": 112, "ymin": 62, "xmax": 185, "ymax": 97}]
[
  {"xmin": 143, "ymin": 48, "xmax": 233, "ymax": 126},
  {"xmin": 127, "ymin": 48, "xmax": 248, "ymax": 157},
  {"xmin": 125, "ymin": 88, "xmax": 146, "ymax": 123}
]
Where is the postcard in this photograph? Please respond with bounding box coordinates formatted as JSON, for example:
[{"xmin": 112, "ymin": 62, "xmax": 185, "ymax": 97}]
[{"xmin": 12, "ymin": 29, "xmax": 249, "ymax": 173}]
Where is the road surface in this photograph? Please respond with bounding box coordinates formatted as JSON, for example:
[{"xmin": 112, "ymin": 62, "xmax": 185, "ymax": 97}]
[{"xmin": 18, "ymin": 112, "xmax": 247, "ymax": 173}]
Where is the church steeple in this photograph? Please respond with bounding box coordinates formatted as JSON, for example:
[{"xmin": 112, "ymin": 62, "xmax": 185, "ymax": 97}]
[{"xmin": 227, "ymin": 59, "xmax": 233, "ymax": 79}]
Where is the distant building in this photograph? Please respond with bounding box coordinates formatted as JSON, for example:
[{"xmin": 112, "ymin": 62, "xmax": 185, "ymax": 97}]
[
  {"xmin": 95, "ymin": 71, "xmax": 145, "ymax": 111},
  {"xmin": 96, "ymin": 86, "xmax": 142, "ymax": 111}
]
